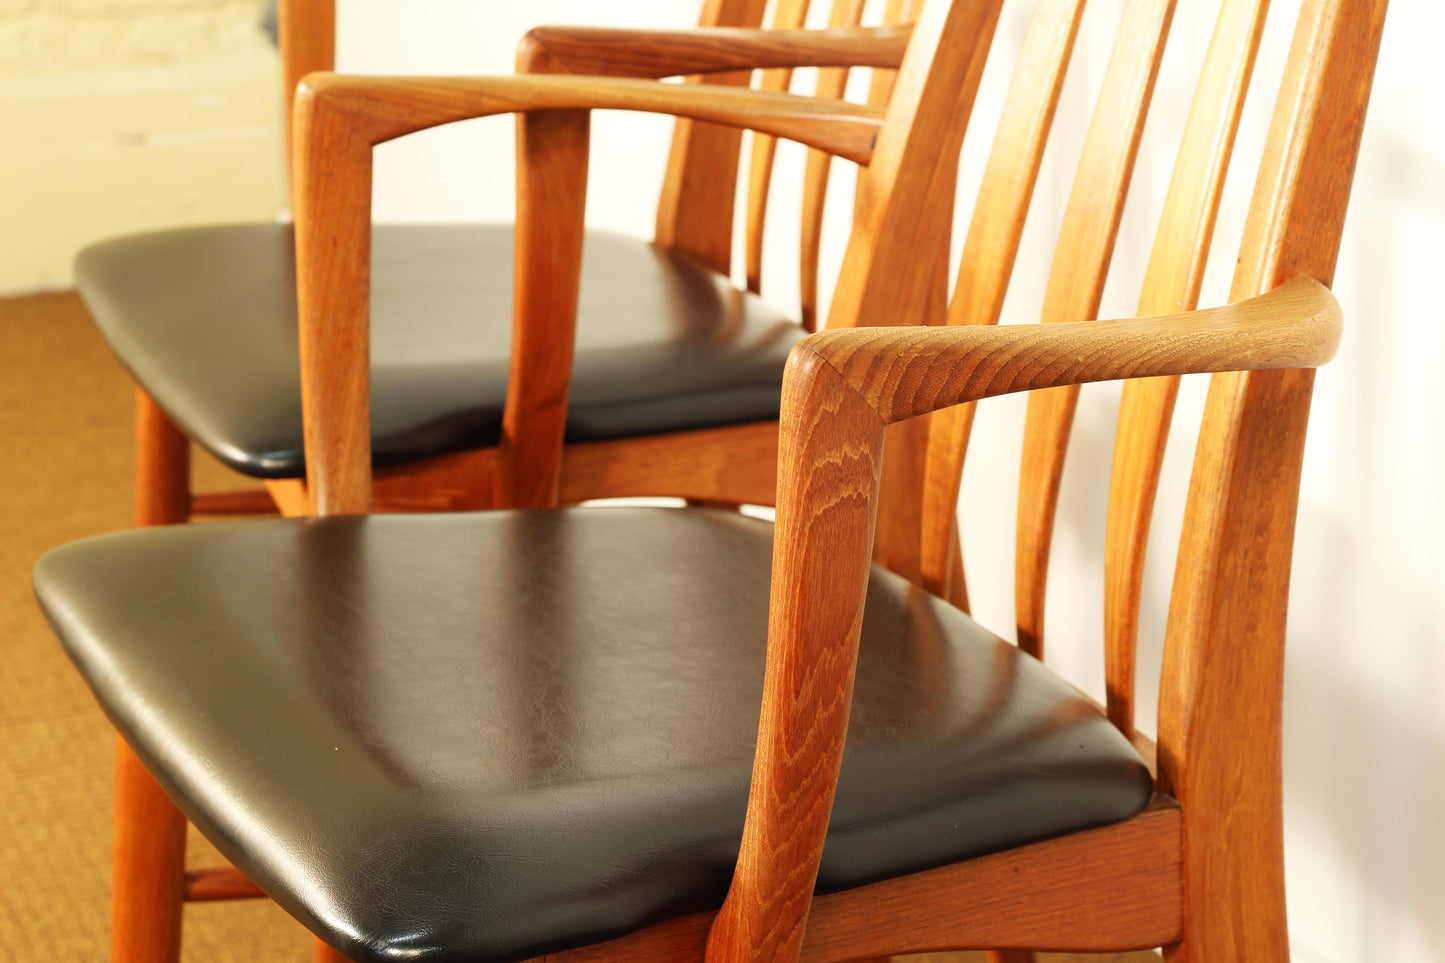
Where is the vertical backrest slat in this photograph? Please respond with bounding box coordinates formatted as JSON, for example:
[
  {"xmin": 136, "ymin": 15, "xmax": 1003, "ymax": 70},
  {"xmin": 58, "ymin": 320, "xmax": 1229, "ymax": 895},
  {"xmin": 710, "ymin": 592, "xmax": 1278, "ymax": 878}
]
[
  {"xmin": 654, "ymin": 0, "xmax": 772, "ymax": 275},
  {"xmin": 863, "ymin": 0, "xmax": 922, "ymax": 111},
  {"xmin": 744, "ymin": 0, "xmax": 815, "ymax": 295},
  {"xmin": 278, "ymin": 0, "xmax": 337, "ymax": 203},
  {"xmin": 797, "ymin": 0, "xmax": 871, "ymax": 331},
  {"xmin": 1102, "ymin": 0, "xmax": 1270, "ymax": 737},
  {"xmin": 1158, "ymin": 1, "xmax": 1387, "ymax": 952},
  {"xmin": 853, "ymin": 0, "xmax": 927, "ymax": 228},
  {"xmin": 1013, "ymin": 0, "xmax": 1177, "ymax": 658},
  {"xmin": 918, "ymin": 0, "xmax": 1088, "ymax": 600}
]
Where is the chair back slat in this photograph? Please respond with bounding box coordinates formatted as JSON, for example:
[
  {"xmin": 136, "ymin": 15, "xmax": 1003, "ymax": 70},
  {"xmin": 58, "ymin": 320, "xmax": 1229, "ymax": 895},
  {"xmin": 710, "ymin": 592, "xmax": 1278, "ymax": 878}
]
[
  {"xmin": 863, "ymin": 0, "xmax": 924, "ymax": 111},
  {"xmin": 744, "ymin": 0, "xmax": 815, "ymax": 295},
  {"xmin": 654, "ymin": 0, "xmax": 772, "ymax": 274},
  {"xmin": 278, "ymin": 0, "xmax": 337, "ymax": 204},
  {"xmin": 1013, "ymin": 0, "xmax": 1177, "ymax": 658},
  {"xmin": 918, "ymin": 0, "xmax": 1088, "ymax": 600},
  {"xmin": 797, "ymin": 0, "xmax": 871, "ymax": 331},
  {"xmin": 1102, "ymin": 0, "xmax": 1270, "ymax": 737}
]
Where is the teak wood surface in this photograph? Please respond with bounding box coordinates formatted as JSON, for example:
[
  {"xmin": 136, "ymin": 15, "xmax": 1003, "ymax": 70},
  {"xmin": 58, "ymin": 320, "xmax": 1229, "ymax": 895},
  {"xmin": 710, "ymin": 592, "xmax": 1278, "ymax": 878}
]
[{"xmin": 108, "ymin": 0, "xmax": 1390, "ymax": 961}]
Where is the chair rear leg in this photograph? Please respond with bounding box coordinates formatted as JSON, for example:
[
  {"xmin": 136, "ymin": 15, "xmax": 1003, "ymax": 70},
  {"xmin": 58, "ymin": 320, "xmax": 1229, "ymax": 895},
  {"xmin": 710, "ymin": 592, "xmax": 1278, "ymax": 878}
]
[
  {"xmin": 135, "ymin": 388, "xmax": 190, "ymax": 527},
  {"xmin": 112, "ymin": 739, "xmax": 187, "ymax": 963},
  {"xmin": 111, "ymin": 389, "xmax": 192, "ymax": 963}
]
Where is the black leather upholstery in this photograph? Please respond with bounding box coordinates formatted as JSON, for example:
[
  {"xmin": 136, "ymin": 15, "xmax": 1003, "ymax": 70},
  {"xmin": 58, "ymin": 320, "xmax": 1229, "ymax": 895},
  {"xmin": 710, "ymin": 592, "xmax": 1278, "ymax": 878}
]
[
  {"xmin": 35, "ymin": 508, "xmax": 1152, "ymax": 963},
  {"xmin": 76, "ymin": 224, "xmax": 804, "ymax": 478}
]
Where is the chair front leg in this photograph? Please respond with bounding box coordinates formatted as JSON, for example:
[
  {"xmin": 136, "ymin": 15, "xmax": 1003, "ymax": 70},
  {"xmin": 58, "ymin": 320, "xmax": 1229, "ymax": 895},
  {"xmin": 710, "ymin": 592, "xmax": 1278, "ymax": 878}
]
[
  {"xmin": 111, "ymin": 739, "xmax": 187, "ymax": 963},
  {"xmin": 135, "ymin": 389, "xmax": 190, "ymax": 526}
]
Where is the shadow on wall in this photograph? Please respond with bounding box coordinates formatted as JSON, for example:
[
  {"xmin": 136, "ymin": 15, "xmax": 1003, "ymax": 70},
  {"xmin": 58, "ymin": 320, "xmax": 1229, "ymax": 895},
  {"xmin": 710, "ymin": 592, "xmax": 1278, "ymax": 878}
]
[
  {"xmin": 1285, "ymin": 505, "xmax": 1445, "ymax": 962},
  {"xmin": 1277, "ymin": 95, "xmax": 1445, "ymax": 961}
]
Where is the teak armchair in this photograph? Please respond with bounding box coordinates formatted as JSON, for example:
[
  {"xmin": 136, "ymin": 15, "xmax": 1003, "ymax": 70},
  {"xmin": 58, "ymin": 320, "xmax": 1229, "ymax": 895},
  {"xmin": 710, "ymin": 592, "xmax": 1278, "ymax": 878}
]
[
  {"xmin": 78, "ymin": 0, "xmax": 933, "ymax": 533},
  {"xmin": 35, "ymin": 1, "xmax": 1388, "ymax": 962}
]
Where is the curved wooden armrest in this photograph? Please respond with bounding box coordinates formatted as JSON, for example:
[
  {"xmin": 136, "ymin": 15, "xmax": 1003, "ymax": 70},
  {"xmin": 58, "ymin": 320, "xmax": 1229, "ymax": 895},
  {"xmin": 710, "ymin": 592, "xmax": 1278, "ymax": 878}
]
[
  {"xmin": 517, "ymin": 25, "xmax": 913, "ymax": 78},
  {"xmin": 293, "ymin": 72, "xmax": 884, "ymax": 517},
  {"xmin": 801, "ymin": 275, "xmax": 1342, "ymax": 423},
  {"xmin": 297, "ymin": 73, "xmax": 884, "ymax": 162}
]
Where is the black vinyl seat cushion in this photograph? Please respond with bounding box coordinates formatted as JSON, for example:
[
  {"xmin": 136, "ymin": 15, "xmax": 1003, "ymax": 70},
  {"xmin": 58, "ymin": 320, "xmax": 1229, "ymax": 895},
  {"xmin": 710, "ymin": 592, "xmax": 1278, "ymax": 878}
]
[
  {"xmin": 35, "ymin": 508, "xmax": 1153, "ymax": 963},
  {"xmin": 76, "ymin": 224, "xmax": 804, "ymax": 478}
]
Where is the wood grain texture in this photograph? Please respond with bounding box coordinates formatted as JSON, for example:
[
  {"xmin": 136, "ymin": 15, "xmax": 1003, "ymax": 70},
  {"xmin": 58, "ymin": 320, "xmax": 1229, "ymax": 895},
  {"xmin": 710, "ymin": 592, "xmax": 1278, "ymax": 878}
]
[
  {"xmin": 707, "ymin": 351, "xmax": 886, "ymax": 963},
  {"xmin": 919, "ymin": 0, "xmax": 1086, "ymax": 597},
  {"xmin": 1158, "ymin": 0, "xmax": 1389, "ymax": 959},
  {"xmin": 1102, "ymin": 0, "xmax": 1269, "ymax": 736},
  {"xmin": 1014, "ymin": 0, "xmax": 1176, "ymax": 658}
]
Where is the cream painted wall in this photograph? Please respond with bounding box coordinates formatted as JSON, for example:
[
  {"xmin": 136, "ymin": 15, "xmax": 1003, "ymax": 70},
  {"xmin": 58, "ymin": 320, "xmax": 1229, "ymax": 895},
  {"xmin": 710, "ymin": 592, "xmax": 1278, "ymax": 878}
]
[
  {"xmin": 341, "ymin": 3, "xmax": 1443, "ymax": 960},
  {"xmin": 0, "ymin": 0, "xmax": 283, "ymax": 293}
]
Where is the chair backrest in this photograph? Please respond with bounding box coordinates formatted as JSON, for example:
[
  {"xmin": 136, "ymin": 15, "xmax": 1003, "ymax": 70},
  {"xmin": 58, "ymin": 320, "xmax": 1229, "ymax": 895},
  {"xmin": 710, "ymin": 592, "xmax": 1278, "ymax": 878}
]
[{"xmin": 900, "ymin": 0, "xmax": 1386, "ymax": 754}]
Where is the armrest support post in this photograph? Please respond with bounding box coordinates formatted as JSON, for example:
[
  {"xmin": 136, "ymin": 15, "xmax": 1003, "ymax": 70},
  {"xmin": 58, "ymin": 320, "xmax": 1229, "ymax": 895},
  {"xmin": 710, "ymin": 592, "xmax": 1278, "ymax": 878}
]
[{"xmin": 497, "ymin": 110, "xmax": 591, "ymax": 509}]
